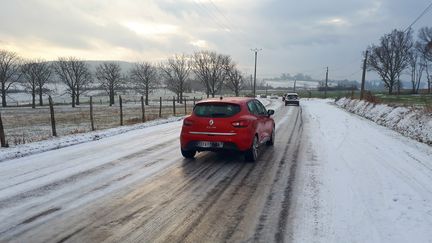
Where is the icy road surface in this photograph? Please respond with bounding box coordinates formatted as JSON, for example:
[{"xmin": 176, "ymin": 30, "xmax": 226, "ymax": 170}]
[{"xmin": 0, "ymin": 99, "xmax": 431, "ymax": 243}]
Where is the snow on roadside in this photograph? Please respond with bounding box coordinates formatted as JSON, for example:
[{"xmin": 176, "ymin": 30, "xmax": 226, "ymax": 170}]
[
  {"xmin": 0, "ymin": 116, "xmax": 183, "ymax": 162},
  {"xmin": 336, "ymin": 98, "xmax": 432, "ymax": 145}
]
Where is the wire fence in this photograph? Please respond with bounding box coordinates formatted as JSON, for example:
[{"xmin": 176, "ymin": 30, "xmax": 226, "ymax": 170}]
[{"xmin": 0, "ymin": 96, "xmax": 200, "ymax": 147}]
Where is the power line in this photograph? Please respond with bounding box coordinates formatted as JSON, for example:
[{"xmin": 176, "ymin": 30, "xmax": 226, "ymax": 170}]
[
  {"xmin": 332, "ymin": 69, "xmax": 362, "ymax": 80},
  {"xmin": 404, "ymin": 0, "xmax": 432, "ymax": 32},
  {"xmin": 189, "ymin": 0, "xmax": 256, "ymax": 52},
  {"xmin": 196, "ymin": 0, "xmax": 254, "ymax": 47},
  {"xmin": 207, "ymin": 0, "xmax": 247, "ymax": 37},
  {"xmin": 191, "ymin": 0, "xmax": 232, "ymax": 32}
]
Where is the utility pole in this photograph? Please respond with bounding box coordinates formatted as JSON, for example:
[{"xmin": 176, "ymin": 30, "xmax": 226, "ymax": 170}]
[
  {"xmin": 251, "ymin": 48, "xmax": 262, "ymax": 97},
  {"xmin": 360, "ymin": 50, "xmax": 369, "ymax": 100},
  {"xmin": 250, "ymin": 74, "xmax": 253, "ymax": 93},
  {"xmin": 325, "ymin": 67, "xmax": 329, "ymax": 98}
]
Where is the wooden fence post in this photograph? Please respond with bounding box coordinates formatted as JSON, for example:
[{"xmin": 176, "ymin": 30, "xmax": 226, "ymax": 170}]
[
  {"xmin": 173, "ymin": 96, "xmax": 176, "ymax": 116},
  {"xmin": 141, "ymin": 96, "xmax": 146, "ymax": 122},
  {"xmin": 119, "ymin": 95, "xmax": 123, "ymax": 126},
  {"xmin": 184, "ymin": 98, "xmax": 187, "ymax": 114},
  {"xmin": 90, "ymin": 96, "xmax": 95, "ymax": 131},
  {"xmin": 0, "ymin": 112, "xmax": 8, "ymax": 147},
  {"xmin": 159, "ymin": 97, "xmax": 162, "ymax": 118},
  {"xmin": 48, "ymin": 96, "xmax": 57, "ymax": 137}
]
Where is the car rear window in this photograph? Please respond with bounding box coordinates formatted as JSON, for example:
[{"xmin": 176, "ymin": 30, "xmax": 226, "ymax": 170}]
[
  {"xmin": 194, "ymin": 103, "xmax": 241, "ymax": 118},
  {"xmin": 287, "ymin": 95, "xmax": 298, "ymax": 99}
]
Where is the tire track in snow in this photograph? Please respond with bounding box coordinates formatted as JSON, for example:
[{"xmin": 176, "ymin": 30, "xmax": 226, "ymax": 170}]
[{"xmin": 253, "ymin": 107, "xmax": 302, "ymax": 242}]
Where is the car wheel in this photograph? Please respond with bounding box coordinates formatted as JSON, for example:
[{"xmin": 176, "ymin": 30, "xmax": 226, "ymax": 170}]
[
  {"xmin": 266, "ymin": 128, "xmax": 275, "ymax": 146},
  {"xmin": 181, "ymin": 148, "xmax": 196, "ymax": 158},
  {"xmin": 245, "ymin": 136, "xmax": 259, "ymax": 162}
]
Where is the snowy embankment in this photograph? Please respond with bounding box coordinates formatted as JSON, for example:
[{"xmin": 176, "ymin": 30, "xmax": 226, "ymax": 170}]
[
  {"xmin": 0, "ymin": 117, "xmax": 183, "ymax": 162},
  {"xmin": 336, "ymin": 98, "xmax": 432, "ymax": 145}
]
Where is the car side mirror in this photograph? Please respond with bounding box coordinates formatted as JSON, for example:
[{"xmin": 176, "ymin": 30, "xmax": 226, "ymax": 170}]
[{"xmin": 267, "ymin": 109, "xmax": 275, "ymax": 117}]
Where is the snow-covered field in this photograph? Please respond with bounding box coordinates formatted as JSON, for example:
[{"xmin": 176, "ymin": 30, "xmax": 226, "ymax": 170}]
[
  {"xmin": 1, "ymin": 101, "xmax": 195, "ymax": 146},
  {"xmin": 0, "ymin": 116, "xmax": 184, "ymax": 162},
  {"xmin": 336, "ymin": 98, "xmax": 432, "ymax": 145},
  {"xmin": 291, "ymin": 99, "xmax": 432, "ymax": 242}
]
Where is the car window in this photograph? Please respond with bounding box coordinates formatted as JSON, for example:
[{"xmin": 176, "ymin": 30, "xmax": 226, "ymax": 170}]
[
  {"xmin": 254, "ymin": 100, "xmax": 267, "ymax": 116},
  {"xmin": 287, "ymin": 95, "xmax": 298, "ymax": 99},
  {"xmin": 194, "ymin": 103, "xmax": 241, "ymax": 118},
  {"xmin": 247, "ymin": 101, "xmax": 259, "ymax": 115}
]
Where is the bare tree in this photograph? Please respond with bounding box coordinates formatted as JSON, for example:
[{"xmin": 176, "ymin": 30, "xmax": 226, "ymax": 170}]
[
  {"xmin": 160, "ymin": 54, "xmax": 191, "ymax": 103},
  {"xmin": 224, "ymin": 63, "xmax": 244, "ymax": 96},
  {"xmin": 74, "ymin": 62, "xmax": 92, "ymax": 106},
  {"xmin": 0, "ymin": 49, "xmax": 22, "ymax": 107},
  {"xmin": 21, "ymin": 59, "xmax": 52, "ymax": 107},
  {"xmin": 21, "ymin": 61, "xmax": 38, "ymax": 108},
  {"xmin": 425, "ymin": 62, "xmax": 432, "ymax": 93},
  {"xmin": 95, "ymin": 62, "xmax": 123, "ymax": 106},
  {"xmin": 417, "ymin": 27, "xmax": 432, "ymax": 93},
  {"xmin": 367, "ymin": 29, "xmax": 413, "ymax": 94},
  {"xmin": 53, "ymin": 57, "xmax": 91, "ymax": 107},
  {"xmin": 36, "ymin": 61, "xmax": 52, "ymax": 106},
  {"xmin": 192, "ymin": 51, "xmax": 230, "ymax": 98},
  {"xmin": 408, "ymin": 49, "xmax": 425, "ymax": 94},
  {"xmin": 130, "ymin": 62, "xmax": 159, "ymax": 105}
]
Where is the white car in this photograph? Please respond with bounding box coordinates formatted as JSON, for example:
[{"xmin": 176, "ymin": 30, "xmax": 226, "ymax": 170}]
[{"xmin": 283, "ymin": 93, "xmax": 299, "ymax": 106}]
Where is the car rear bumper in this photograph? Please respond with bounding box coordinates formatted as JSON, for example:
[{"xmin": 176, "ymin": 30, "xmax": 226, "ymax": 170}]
[
  {"xmin": 285, "ymin": 100, "xmax": 299, "ymax": 105},
  {"xmin": 182, "ymin": 141, "xmax": 241, "ymax": 152},
  {"xmin": 180, "ymin": 130, "xmax": 253, "ymax": 152}
]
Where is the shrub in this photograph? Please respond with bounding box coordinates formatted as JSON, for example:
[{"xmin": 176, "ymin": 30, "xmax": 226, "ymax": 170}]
[{"xmin": 364, "ymin": 91, "xmax": 381, "ymax": 104}]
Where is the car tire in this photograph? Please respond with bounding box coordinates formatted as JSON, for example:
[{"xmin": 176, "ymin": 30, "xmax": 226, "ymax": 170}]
[
  {"xmin": 266, "ymin": 128, "xmax": 275, "ymax": 146},
  {"xmin": 181, "ymin": 148, "xmax": 196, "ymax": 159},
  {"xmin": 245, "ymin": 136, "xmax": 259, "ymax": 162}
]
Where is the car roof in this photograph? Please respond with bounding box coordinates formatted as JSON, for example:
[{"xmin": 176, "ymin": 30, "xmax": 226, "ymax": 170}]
[
  {"xmin": 286, "ymin": 93, "xmax": 298, "ymax": 95},
  {"xmin": 196, "ymin": 97, "xmax": 255, "ymax": 105}
]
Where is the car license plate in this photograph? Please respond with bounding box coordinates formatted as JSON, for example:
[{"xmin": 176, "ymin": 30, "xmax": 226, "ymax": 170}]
[{"xmin": 196, "ymin": 141, "xmax": 223, "ymax": 148}]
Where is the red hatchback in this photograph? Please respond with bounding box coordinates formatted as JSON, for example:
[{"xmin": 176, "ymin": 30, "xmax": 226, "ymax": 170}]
[{"xmin": 180, "ymin": 97, "xmax": 275, "ymax": 161}]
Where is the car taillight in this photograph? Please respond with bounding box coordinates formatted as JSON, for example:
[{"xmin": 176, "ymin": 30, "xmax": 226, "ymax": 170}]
[
  {"xmin": 183, "ymin": 119, "xmax": 194, "ymax": 126},
  {"xmin": 232, "ymin": 120, "xmax": 250, "ymax": 128}
]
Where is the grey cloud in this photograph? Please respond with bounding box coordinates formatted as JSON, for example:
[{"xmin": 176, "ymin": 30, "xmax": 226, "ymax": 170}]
[{"xmin": 0, "ymin": 0, "xmax": 431, "ymax": 79}]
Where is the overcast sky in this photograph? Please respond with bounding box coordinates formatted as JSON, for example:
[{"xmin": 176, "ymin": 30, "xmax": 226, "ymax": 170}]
[{"xmin": 1, "ymin": 0, "xmax": 431, "ymax": 80}]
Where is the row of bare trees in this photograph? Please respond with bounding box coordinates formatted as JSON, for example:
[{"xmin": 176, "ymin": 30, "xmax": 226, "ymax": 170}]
[
  {"xmin": 0, "ymin": 49, "xmax": 245, "ymax": 108},
  {"xmin": 367, "ymin": 26, "xmax": 432, "ymax": 94},
  {"xmin": 159, "ymin": 51, "xmax": 245, "ymax": 104}
]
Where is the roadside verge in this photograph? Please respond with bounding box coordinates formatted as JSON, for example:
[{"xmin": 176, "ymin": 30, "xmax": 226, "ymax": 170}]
[
  {"xmin": 0, "ymin": 117, "xmax": 183, "ymax": 162},
  {"xmin": 336, "ymin": 98, "xmax": 432, "ymax": 145}
]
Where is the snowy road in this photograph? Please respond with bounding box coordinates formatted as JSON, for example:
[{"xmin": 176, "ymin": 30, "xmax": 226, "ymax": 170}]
[{"xmin": 0, "ymin": 99, "xmax": 431, "ymax": 242}]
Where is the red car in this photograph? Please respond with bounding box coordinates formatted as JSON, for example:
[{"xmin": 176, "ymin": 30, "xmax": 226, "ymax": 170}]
[{"xmin": 180, "ymin": 97, "xmax": 275, "ymax": 161}]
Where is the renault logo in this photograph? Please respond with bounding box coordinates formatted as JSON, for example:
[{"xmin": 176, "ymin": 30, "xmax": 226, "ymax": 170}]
[{"xmin": 209, "ymin": 120, "xmax": 214, "ymax": 126}]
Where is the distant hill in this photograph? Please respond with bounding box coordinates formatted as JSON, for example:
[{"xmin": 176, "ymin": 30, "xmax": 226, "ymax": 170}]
[
  {"xmin": 45, "ymin": 60, "xmax": 136, "ymax": 73},
  {"xmin": 84, "ymin": 60, "xmax": 135, "ymax": 73}
]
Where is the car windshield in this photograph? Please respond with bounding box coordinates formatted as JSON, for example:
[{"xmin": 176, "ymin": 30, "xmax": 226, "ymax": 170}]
[
  {"xmin": 194, "ymin": 103, "xmax": 241, "ymax": 118},
  {"xmin": 287, "ymin": 95, "xmax": 298, "ymax": 99}
]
